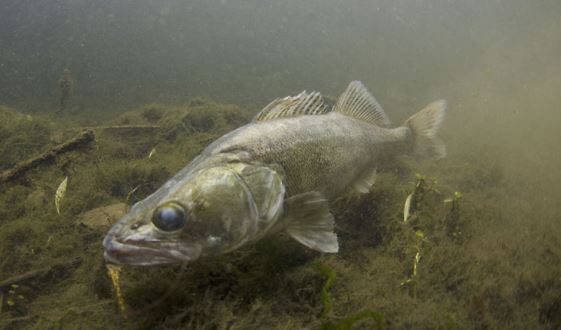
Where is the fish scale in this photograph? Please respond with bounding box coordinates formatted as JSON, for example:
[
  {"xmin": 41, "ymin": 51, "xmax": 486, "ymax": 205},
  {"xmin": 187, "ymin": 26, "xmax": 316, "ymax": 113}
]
[{"xmin": 205, "ymin": 112, "xmax": 407, "ymax": 198}]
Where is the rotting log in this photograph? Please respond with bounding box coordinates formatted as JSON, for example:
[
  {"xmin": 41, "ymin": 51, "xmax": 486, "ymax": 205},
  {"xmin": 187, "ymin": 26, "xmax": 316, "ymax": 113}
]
[{"xmin": 0, "ymin": 130, "xmax": 95, "ymax": 185}]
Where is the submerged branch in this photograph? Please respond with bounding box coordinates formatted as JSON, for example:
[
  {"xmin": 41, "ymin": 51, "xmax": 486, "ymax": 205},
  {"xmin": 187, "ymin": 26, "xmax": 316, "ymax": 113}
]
[
  {"xmin": 0, "ymin": 130, "xmax": 95, "ymax": 185},
  {"xmin": 84, "ymin": 124, "xmax": 160, "ymax": 130},
  {"xmin": 0, "ymin": 257, "xmax": 82, "ymax": 291}
]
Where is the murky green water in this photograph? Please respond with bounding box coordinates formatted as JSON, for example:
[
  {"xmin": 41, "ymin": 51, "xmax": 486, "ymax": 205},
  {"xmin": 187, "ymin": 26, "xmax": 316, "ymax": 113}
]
[{"xmin": 1, "ymin": 1, "xmax": 560, "ymax": 329}]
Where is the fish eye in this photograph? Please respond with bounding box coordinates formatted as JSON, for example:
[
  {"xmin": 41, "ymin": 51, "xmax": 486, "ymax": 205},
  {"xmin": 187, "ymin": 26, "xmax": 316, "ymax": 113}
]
[{"xmin": 152, "ymin": 202, "xmax": 187, "ymax": 232}]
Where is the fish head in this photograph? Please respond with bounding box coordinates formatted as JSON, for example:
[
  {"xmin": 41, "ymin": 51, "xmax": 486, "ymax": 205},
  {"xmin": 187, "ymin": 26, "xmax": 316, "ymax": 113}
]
[{"xmin": 103, "ymin": 163, "xmax": 283, "ymax": 266}]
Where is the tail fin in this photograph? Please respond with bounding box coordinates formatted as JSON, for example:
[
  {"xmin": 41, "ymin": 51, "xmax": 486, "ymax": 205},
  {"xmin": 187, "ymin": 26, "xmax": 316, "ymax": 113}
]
[{"xmin": 404, "ymin": 100, "xmax": 447, "ymax": 159}]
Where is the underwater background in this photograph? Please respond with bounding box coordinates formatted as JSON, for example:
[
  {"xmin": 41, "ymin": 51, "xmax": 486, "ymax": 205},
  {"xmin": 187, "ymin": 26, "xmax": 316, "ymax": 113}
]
[{"xmin": 1, "ymin": 0, "xmax": 561, "ymax": 328}]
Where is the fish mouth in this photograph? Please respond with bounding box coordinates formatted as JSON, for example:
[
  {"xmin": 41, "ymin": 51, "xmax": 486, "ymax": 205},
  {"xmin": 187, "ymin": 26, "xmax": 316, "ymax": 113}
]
[{"xmin": 103, "ymin": 235, "xmax": 202, "ymax": 266}]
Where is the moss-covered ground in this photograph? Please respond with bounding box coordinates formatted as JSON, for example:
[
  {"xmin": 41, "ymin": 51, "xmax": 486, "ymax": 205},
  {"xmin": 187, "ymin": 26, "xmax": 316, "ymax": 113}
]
[{"xmin": 0, "ymin": 101, "xmax": 560, "ymax": 329}]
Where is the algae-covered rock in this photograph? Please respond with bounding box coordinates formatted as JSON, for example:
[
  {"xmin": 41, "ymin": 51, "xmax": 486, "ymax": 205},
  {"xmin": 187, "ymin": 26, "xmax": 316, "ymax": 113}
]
[{"xmin": 77, "ymin": 203, "xmax": 127, "ymax": 230}]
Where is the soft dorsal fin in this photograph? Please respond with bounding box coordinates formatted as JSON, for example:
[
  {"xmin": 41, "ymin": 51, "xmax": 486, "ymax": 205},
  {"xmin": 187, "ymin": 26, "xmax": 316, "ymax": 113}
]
[
  {"xmin": 333, "ymin": 81, "xmax": 390, "ymax": 127},
  {"xmin": 253, "ymin": 91, "xmax": 329, "ymax": 122}
]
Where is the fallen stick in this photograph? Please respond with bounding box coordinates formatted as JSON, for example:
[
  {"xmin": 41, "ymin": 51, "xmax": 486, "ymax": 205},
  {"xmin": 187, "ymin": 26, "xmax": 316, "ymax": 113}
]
[
  {"xmin": 0, "ymin": 257, "xmax": 82, "ymax": 291},
  {"xmin": 0, "ymin": 130, "xmax": 95, "ymax": 185},
  {"xmin": 85, "ymin": 125, "xmax": 160, "ymax": 130}
]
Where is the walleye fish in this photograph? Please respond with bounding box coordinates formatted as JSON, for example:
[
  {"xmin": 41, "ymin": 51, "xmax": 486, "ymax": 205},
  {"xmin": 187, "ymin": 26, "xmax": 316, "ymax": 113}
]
[{"xmin": 103, "ymin": 81, "xmax": 446, "ymax": 265}]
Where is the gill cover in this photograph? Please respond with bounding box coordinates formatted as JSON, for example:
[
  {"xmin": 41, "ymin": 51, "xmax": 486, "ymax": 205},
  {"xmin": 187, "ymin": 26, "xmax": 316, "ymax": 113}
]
[
  {"xmin": 185, "ymin": 166, "xmax": 260, "ymax": 252},
  {"xmin": 103, "ymin": 158, "xmax": 286, "ymax": 265},
  {"xmin": 181, "ymin": 163, "xmax": 285, "ymax": 254}
]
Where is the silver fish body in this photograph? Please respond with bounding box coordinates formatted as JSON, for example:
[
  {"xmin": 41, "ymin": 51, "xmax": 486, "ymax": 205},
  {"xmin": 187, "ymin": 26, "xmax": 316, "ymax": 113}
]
[
  {"xmin": 205, "ymin": 111, "xmax": 410, "ymax": 199},
  {"xmin": 103, "ymin": 81, "xmax": 446, "ymax": 266}
]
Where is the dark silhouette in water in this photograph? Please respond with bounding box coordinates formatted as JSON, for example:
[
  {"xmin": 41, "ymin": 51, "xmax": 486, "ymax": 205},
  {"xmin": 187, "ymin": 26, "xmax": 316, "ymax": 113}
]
[{"xmin": 57, "ymin": 69, "xmax": 74, "ymax": 112}]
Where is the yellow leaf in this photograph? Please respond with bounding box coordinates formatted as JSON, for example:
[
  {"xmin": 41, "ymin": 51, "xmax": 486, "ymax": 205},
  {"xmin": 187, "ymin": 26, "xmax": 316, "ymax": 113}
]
[
  {"xmin": 54, "ymin": 176, "xmax": 68, "ymax": 214},
  {"xmin": 403, "ymin": 193, "xmax": 413, "ymax": 222},
  {"xmin": 148, "ymin": 147, "xmax": 156, "ymax": 159},
  {"xmin": 413, "ymin": 251, "xmax": 421, "ymax": 276}
]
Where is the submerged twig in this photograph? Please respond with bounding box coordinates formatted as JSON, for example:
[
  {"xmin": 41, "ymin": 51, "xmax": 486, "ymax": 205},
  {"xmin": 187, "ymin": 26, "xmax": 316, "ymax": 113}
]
[
  {"xmin": 0, "ymin": 130, "xmax": 94, "ymax": 185},
  {"xmin": 85, "ymin": 125, "xmax": 160, "ymax": 131},
  {"xmin": 125, "ymin": 185, "xmax": 142, "ymax": 208},
  {"xmin": 0, "ymin": 257, "xmax": 82, "ymax": 291}
]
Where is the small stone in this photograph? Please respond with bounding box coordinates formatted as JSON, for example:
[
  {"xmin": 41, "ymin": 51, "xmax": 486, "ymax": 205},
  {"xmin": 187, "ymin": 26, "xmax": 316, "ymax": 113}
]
[{"xmin": 78, "ymin": 203, "xmax": 127, "ymax": 230}]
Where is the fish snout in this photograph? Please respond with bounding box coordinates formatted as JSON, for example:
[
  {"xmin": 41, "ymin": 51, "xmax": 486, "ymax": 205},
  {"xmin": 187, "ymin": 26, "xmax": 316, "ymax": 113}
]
[{"xmin": 103, "ymin": 232, "xmax": 202, "ymax": 266}]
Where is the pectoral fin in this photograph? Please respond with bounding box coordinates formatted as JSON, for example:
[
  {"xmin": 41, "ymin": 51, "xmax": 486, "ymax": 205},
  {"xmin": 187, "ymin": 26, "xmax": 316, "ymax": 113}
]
[{"xmin": 284, "ymin": 191, "xmax": 339, "ymax": 253}]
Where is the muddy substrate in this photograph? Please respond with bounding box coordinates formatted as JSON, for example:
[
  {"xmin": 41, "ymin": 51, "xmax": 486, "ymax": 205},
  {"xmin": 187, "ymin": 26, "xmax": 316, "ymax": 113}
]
[{"xmin": 0, "ymin": 102, "xmax": 560, "ymax": 329}]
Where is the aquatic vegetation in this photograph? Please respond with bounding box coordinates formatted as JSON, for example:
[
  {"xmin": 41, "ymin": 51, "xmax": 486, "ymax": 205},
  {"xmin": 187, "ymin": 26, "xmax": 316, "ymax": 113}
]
[
  {"xmin": 323, "ymin": 310, "xmax": 385, "ymax": 330},
  {"xmin": 399, "ymin": 174, "xmax": 468, "ymax": 300},
  {"xmin": 0, "ymin": 100, "xmax": 559, "ymax": 329},
  {"xmin": 399, "ymin": 230, "xmax": 425, "ymax": 299},
  {"xmin": 5, "ymin": 284, "xmax": 24, "ymax": 308},
  {"xmin": 106, "ymin": 264, "xmax": 127, "ymax": 320},
  {"xmin": 443, "ymin": 191, "xmax": 463, "ymax": 240},
  {"xmin": 400, "ymin": 174, "xmax": 432, "ymax": 297},
  {"xmin": 315, "ymin": 261, "xmax": 336, "ymax": 319},
  {"xmin": 0, "ymin": 107, "xmax": 54, "ymax": 171},
  {"xmin": 315, "ymin": 262, "xmax": 385, "ymax": 329}
]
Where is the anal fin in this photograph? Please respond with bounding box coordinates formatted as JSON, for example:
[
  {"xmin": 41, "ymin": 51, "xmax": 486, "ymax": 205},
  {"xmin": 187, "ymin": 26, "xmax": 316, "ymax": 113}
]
[
  {"xmin": 284, "ymin": 191, "xmax": 339, "ymax": 253},
  {"xmin": 352, "ymin": 168, "xmax": 377, "ymax": 194}
]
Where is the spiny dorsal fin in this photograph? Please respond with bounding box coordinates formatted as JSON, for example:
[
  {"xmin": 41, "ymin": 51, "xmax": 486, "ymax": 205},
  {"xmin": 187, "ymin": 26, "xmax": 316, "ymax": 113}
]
[
  {"xmin": 333, "ymin": 81, "xmax": 390, "ymax": 127},
  {"xmin": 253, "ymin": 91, "xmax": 329, "ymax": 122}
]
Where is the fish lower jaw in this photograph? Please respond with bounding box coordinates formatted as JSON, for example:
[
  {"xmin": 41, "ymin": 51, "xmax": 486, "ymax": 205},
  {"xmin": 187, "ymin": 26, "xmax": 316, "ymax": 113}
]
[{"xmin": 103, "ymin": 237, "xmax": 201, "ymax": 266}]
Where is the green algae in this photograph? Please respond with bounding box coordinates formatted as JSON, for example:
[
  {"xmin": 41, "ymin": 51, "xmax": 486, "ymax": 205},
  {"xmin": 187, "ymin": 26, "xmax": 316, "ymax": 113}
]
[
  {"xmin": 323, "ymin": 310, "xmax": 385, "ymax": 330},
  {"xmin": 315, "ymin": 262, "xmax": 336, "ymax": 319},
  {"xmin": 315, "ymin": 261, "xmax": 385, "ymax": 330}
]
